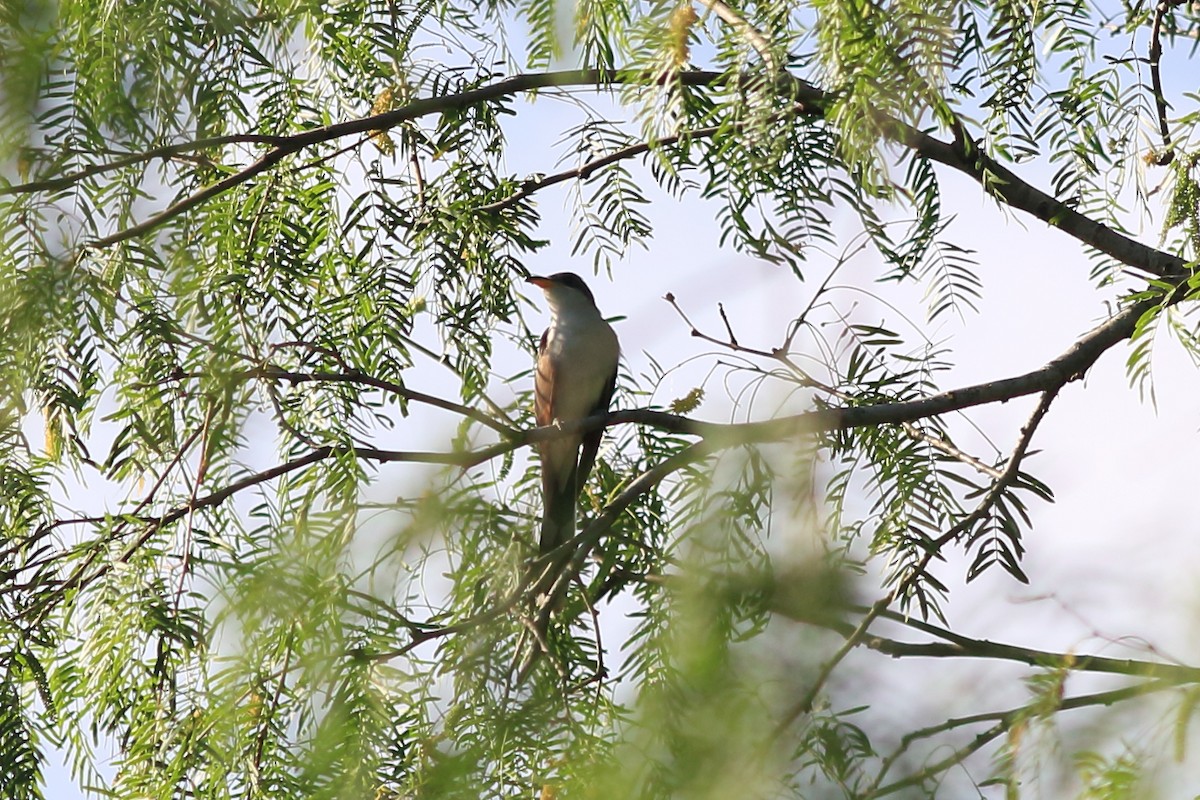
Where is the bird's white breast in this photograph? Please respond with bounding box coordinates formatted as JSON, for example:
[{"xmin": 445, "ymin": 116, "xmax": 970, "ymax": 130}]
[{"xmin": 544, "ymin": 312, "xmax": 619, "ymax": 422}]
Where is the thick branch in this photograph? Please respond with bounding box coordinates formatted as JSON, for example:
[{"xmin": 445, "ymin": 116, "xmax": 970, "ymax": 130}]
[
  {"xmin": 891, "ymin": 119, "xmax": 1186, "ymax": 278},
  {"xmin": 584, "ymin": 294, "xmax": 1148, "ymax": 449},
  {"xmin": 84, "ymin": 70, "xmax": 726, "ymax": 250},
  {"xmin": 699, "ymin": 1, "xmax": 1188, "ymax": 278}
]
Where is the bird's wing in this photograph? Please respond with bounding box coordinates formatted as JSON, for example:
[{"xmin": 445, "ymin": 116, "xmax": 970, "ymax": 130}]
[
  {"xmin": 533, "ymin": 328, "xmax": 554, "ymax": 427},
  {"xmin": 534, "ymin": 328, "xmax": 577, "ymax": 552},
  {"xmin": 575, "ymin": 363, "xmax": 617, "ymax": 498}
]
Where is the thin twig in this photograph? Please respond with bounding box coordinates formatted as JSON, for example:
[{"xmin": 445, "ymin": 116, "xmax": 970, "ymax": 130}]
[
  {"xmin": 478, "ymin": 126, "xmax": 720, "ymax": 214},
  {"xmin": 773, "ymin": 597, "xmax": 1200, "ymax": 685},
  {"xmin": 193, "ymin": 365, "xmax": 517, "ymax": 436},
  {"xmin": 717, "ymin": 302, "xmax": 738, "ymax": 346},
  {"xmin": 522, "ymin": 441, "xmax": 715, "ymax": 668},
  {"xmin": 867, "ymin": 681, "xmax": 1174, "ymax": 797},
  {"xmin": 932, "ymin": 387, "xmax": 1058, "ymax": 547},
  {"xmin": 479, "ymin": 97, "xmax": 820, "ymax": 215},
  {"xmin": 174, "ymin": 401, "xmax": 217, "ymax": 609},
  {"xmin": 368, "ymin": 579, "xmax": 530, "ymax": 661},
  {"xmin": 252, "ymin": 624, "xmax": 297, "ymax": 784}
]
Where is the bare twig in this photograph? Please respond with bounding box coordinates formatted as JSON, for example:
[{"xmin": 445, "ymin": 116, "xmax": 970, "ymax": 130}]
[
  {"xmin": 668, "ymin": 293, "xmax": 1010, "ymax": 481},
  {"xmin": 717, "ymin": 302, "xmax": 738, "ymax": 346}
]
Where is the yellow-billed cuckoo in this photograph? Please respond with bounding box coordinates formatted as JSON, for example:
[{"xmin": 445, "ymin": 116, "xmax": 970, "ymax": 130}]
[{"xmin": 527, "ymin": 272, "xmax": 620, "ymax": 554}]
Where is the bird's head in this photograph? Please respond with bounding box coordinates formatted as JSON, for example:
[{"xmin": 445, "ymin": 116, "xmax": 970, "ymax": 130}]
[{"xmin": 526, "ymin": 272, "xmax": 599, "ymax": 312}]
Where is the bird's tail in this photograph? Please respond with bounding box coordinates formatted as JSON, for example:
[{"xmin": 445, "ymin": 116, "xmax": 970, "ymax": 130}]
[
  {"xmin": 516, "ymin": 465, "xmax": 580, "ymax": 681},
  {"xmin": 538, "ymin": 462, "xmax": 578, "ymax": 555},
  {"xmin": 530, "ymin": 468, "xmax": 576, "ymax": 617}
]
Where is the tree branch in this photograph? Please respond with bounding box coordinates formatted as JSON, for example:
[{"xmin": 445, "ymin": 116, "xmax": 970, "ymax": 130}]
[
  {"xmin": 867, "ymin": 680, "xmax": 1175, "ymax": 797},
  {"xmin": 594, "ymin": 295, "xmax": 1149, "ymax": 450},
  {"xmin": 520, "ymin": 441, "xmax": 715, "ymax": 670},
  {"xmin": 696, "ymin": 2, "xmax": 1188, "ymax": 279},
  {"xmin": 863, "ymin": 606, "xmax": 1200, "ymax": 684},
  {"xmin": 666, "ymin": 292, "xmax": 1006, "ymax": 480},
  {"xmin": 36, "ymin": 294, "xmax": 1148, "ymax": 549},
  {"xmin": 772, "ymin": 384, "xmax": 1061, "ymax": 735},
  {"xmin": 1148, "ymin": 0, "xmax": 1177, "ymax": 165},
  {"xmin": 83, "ymin": 70, "xmax": 727, "ymax": 250},
  {"xmin": 892, "ymin": 119, "xmax": 1186, "ymax": 278}
]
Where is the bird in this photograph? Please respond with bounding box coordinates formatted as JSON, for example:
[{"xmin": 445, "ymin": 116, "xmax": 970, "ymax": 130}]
[{"xmin": 527, "ymin": 272, "xmax": 620, "ymax": 557}]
